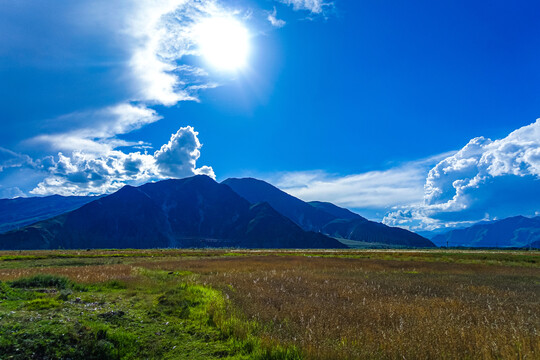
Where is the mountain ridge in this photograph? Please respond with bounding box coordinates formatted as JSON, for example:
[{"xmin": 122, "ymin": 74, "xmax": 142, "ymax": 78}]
[
  {"xmin": 222, "ymin": 177, "xmax": 435, "ymax": 248},
  {"xmin": 0, "ymin": 194, "xmax": 98, "ymax": 233},
  {"xmin": 0, "ymin": 175, "xmax": 346, "ymax": 250},
  {"xmin": 431, "ymin": 215, "xmax": 540, "ymax": 248}
]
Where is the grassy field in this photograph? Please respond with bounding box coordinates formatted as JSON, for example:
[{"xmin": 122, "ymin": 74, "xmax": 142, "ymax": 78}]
[{"xmin": 0, "ymin": 249, "xmax": 538, "ymax": 359}]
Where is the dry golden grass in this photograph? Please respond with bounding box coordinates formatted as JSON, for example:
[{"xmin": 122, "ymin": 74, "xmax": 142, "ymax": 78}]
[
  {"xmin": 0, "ymin": 264, "xmax": 135, "ymax": 284},
  {"xmin": 0, "ymin": 250, "xmax": 538, "ymax": 359},
  {"xmin": 138, "ymin": 255, "xmax": 540, "ymax": 359}
]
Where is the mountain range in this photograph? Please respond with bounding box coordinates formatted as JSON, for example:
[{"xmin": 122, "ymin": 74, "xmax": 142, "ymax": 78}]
[
  {"xmin": 0, "ymin": 175, "xmax": 435, "ymax": 250},
  {"xmin": 223, "ymin": 178, "xmax": 435, "ymax": 248},
  {"xmin": 431, "ymin": 215, "xmax": 540, "ymax": 248},
  {"xmin": 0, "ymin": 195, "xmax": 97, "ymax": 233},
  {"xmin": 0, "ymin": 176, "xmax": 346, "ymax": 250},
  {"xmin": 2, "ymin": 175, "xmax": 535, "ymax": 250}
]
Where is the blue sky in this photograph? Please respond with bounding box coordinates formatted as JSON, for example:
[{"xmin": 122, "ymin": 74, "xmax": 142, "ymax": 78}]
[{"xmin": 1, "ymin": 0, "xmax": 539, "ymax": 233}]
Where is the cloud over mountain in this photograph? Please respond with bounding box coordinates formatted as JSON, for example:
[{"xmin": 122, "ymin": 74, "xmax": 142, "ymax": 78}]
[
  {"xmin": 384, "ymin": 119, "xmax": 540, "ymax": 231},
  {"xmin": 30, "ymin": 126, "xmax": 213, "ymax": 196}
]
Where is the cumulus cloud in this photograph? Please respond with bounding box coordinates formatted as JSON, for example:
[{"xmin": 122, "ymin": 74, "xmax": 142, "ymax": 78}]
[
  {"xmin": 30, "ymin": 126, "xmax": 214, "ymax": 196},
  {"xmin": 267, "ymin": 7, "xmax": 286, "ymax": 28},
  {"xmin": 154, "ymin": 126, "xmax": 215, "ymax": 179},
  {"xmin": 383, "ymin": 119, "xmax": 540, "ymax": 231},
  {"xmin": 279, "ymin": 0, "xmax": 332, "ymax": 14}
]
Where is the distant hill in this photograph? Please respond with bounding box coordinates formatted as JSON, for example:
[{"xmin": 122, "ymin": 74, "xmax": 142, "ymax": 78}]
[
  {"xmin": 223, "ymin": 178, "xmax": 435, "ymax": 248},
  {"xmin": 0, "ymin": 195, "xmax": 98, "ymax": 233},
  {"xmin": 431, "ymin": 215, "xmax": 540, "ymax": 248},
  {"xmin": 0, "ymin": 175, "xmax": 345, "ymax": 250}
]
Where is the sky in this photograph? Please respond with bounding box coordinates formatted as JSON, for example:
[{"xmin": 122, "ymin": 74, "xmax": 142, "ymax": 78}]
[{"xmin": 1, "ymin": 0, "xmax": 539, "ymax": 234}]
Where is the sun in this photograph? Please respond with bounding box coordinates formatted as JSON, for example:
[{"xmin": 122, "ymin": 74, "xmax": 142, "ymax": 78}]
[{"xmin": 195, "ymin": 16, "xmax": 250, "ymax": 71}]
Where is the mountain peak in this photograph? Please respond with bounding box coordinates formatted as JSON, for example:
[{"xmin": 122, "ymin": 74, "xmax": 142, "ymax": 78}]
[
  {"xmin": 223, "ymin": 177, "xmax": 434, "ymax": 248},
  {"xmin": 0, "ymin": 175, "xmax": 344, "ymax": 250}
]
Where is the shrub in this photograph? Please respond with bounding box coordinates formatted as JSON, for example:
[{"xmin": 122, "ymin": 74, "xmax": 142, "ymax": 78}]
[{"xmin": 10, "ymin": 274, "xmax": 72, "ymax": 289}]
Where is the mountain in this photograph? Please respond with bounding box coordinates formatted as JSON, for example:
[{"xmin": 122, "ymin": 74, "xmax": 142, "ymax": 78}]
[
  {"xmin": 321, "ymin": 218, "xmax": 435, "ymax": 248},
  {"xmin": 222, "ymin": 178, "xmax": 336, "ymax": 231},
  {"xmin": 431, "ymin": 215, "xmax": 540, "ymax": 248},
  {"xmin": 307, "ymin": 201, "xmax": 365, "ymax": 220},
  {"xmin": 0, "ymin": 175, "xmax": 345, "ymax": 250},
  {"xmin": 526, "ymin": 240, "xmax": 540, "ymax": 249},
  {"xmin": 0, "ymin": 195, "xmax": 98, "ymax": 233},
  {"xmin": 222, "ymin": 178, "xmax": 435, "ymax": 248}
]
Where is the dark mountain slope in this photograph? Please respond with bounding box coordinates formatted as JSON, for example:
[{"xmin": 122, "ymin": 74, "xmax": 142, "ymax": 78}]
[
  {"xmin": 0, "ymin": 195, "xmax": 98, "ymax": 233},
  {"xmin": 223, "ymin": 177, "xmax": 435, "ymax": 248},
  {"xmin": 0, "ymin": 175, "xmax": 345, "ymax": 250},
  {"xmin": 222, "ymin": 178, "xmax": 336, "ymax": 231},
  {"xmin": 432, "ymin": 215, "xmax": 540, "ymax": 248},
  {"xmin": 308, "ymin": 201, "xmax": 365, "ymax": 221},
  {"xmin": 526, "ymin": 240, "xmax": 540, "ymax": 249},
  {"xmin": 240, "ymin": 202, "xmax": 339, "ymax": 248},
  {"xmin": 137, "ymin": 176, "xmax": 250, "ymax": 240},
  {"xmin": 322, "ymin": 219, "xmax": 435, "ymax": 247}
]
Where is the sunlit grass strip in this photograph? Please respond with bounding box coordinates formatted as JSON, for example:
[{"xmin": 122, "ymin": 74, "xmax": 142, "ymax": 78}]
[{"xmin": 1, "ymin": 249, "xmax": 538, "ymax": 267}]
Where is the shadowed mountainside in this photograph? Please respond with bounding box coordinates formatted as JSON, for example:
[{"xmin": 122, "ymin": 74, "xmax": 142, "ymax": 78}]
[
  {"xmin": 0, "ymin": 176, "xmax": 345, "ymax": 250},
  {"xmin": 222, "ymin": 178, "xmax": 435, "ymax": 248},
  {"xmin": 307, "ymin": 201, "xmax": 365, "ymax": 220},
  {"xmin": 0, "ymin": 195, "xmax": 98, "ymax": 233}
]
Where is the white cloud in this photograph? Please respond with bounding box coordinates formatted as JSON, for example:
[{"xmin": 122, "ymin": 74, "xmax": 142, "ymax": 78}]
[
  {"xmin": 272, "ymin": 120, "xmax": 540, "ymax": 231},
  {"xmin": 383, "ymin": 119, "xmax": 540, "ymax": 231},
  {"xmin": 0, "ymin": 148, "xmax": 33, "ymax": 172},
  {"xmin": 279, "ymin": 0, "xmax": 332, "ymax": 14},
  {"xmin": 125, "ymin": 0, "xmax": 250, "ymax": 105},
  {"xmin": 272, "ymin": 153, "xmax": 451, "ymax": 212},
  {"xmin": 267, "ymin": 7, "xmax": 286, "ymax": 28},
  {"xmin": 30, "ymin": 126, "xmax": 214, "ymax": 196},
  {"xmin": 0, "ymin": 0, "xmax": 332, "ymax": 198},
  {"xmin": 30, "ymin": 103, "xmax": 161, "ymax": 154},
  {"xmin": 155, "ymin": 126, "xmax": 215, "ymax": 179}
]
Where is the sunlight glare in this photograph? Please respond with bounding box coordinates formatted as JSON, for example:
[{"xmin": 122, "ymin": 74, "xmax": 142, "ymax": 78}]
[{"xmin": 195, "ymin": 17, "xmax": 250, "ymax": 71}]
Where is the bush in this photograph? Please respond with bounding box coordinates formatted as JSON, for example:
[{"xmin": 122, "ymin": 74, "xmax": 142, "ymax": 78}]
[
  {"xmin": 9, "ymin": 274, "xmax": 87, "ymax": 291},
  {"xmin": 24, "ymin": 298, "xmax": 62, "ymax": 310},
  {"xmin": 10, "ymin": 274, "xmax": 72, "ymax": 289}
]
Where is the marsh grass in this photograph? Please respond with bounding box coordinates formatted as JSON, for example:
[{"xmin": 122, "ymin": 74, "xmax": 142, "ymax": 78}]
[
  {"xmin": 139, "ymin": 255, "xmax": 540, "ymax": 359},
  {"xmin": 0, "ymin": 250, "xmax": 538, "ymax": 359},
  {"xmin": 0, "ymin": 267, "xmax": 300, "ymax": 359}
]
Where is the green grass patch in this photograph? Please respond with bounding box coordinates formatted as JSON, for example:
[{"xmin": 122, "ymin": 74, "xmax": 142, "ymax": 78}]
[{"xmin": 0, "ymin": 270, "xmax": 301, "ymax": 360}]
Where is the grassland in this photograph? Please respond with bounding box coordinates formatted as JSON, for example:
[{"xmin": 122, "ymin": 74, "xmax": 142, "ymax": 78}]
[{"xmin": 0, "ymin": 249, "xmax": 538, "ymax": 359}]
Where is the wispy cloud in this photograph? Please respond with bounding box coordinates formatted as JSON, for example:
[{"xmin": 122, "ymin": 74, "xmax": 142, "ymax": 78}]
[
  {"xmin": 0, "ymin": 148, "xmax": 33, "ymax": 172},
  {"xmin": 267, "ymin": 7, "xmax": 286, "ymax": 28},
  {"xmin": 30, "ymin": 104, "xmax": 161, "ymax": 154},
  {"xmin": 278, "ymin": 0, "xmax": 333, "ymax": 14},
  {"xmin": 271, "ymin": 153, "xmax": 451, "ymax": 213}
]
